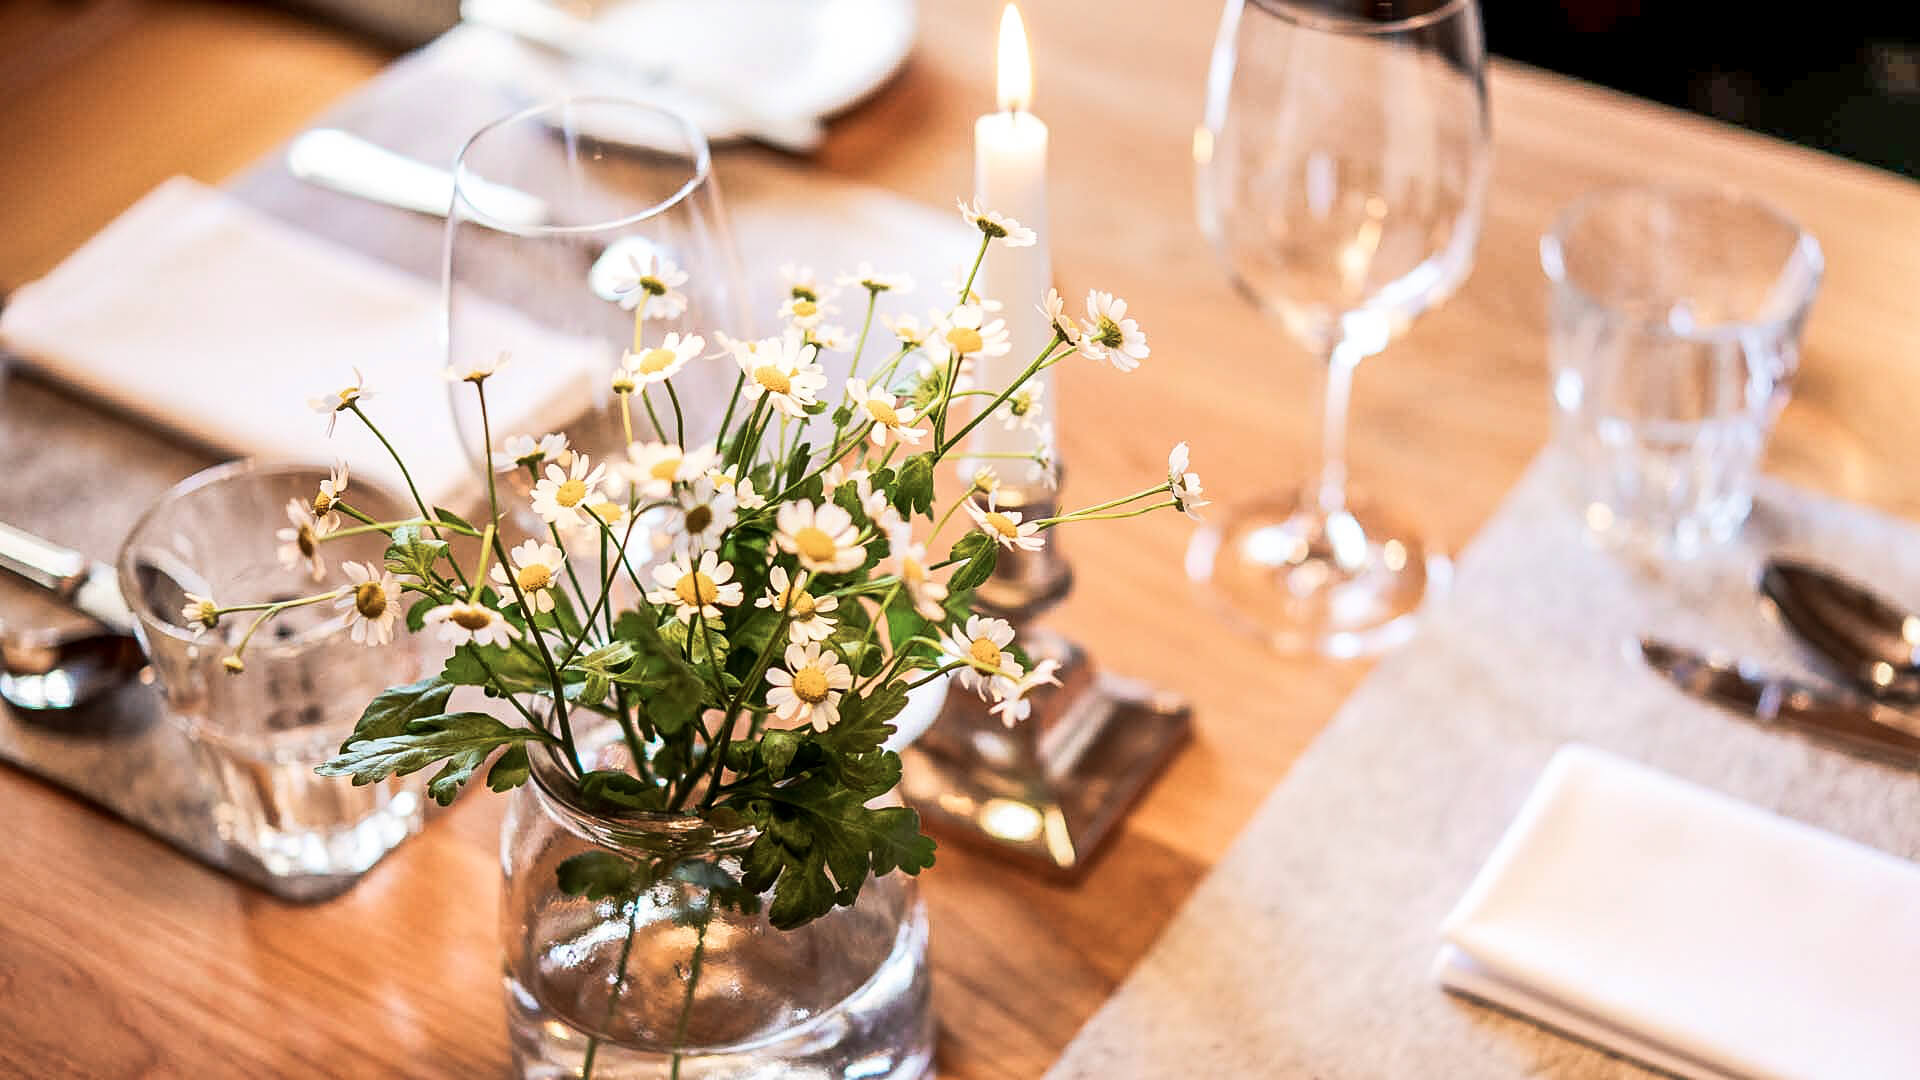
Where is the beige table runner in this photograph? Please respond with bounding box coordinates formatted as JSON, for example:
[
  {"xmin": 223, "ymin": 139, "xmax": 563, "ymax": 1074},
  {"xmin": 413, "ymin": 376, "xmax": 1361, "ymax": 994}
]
[{"xmin": 1049, "ymin": 455, "xmax": 1920, "ymax": 1078}]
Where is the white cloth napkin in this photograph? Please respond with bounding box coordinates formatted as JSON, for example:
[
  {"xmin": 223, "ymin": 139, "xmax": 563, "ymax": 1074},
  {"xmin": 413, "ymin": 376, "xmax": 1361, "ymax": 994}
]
[
  {"xmin": 1437, "ymin": 744, "xmax": 1920, "ymax": 1080},
  {"xmin": 0, "ymin": 176, "xmax": 600, "ymax": 508}
]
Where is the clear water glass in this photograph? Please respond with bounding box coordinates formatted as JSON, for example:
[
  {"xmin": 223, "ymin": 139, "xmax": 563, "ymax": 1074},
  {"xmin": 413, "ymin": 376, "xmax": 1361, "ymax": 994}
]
[
  {"xmin": 117, "ymin": 461, "xmax": 428, "ymax": 884},
  {"xmin": 1542, "ymin": 184, "xmax": 1823, "ymax": 557}
]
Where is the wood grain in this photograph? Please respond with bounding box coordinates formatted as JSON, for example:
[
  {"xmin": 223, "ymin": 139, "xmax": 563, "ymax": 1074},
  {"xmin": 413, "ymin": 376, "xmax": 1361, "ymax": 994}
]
[{"xmin": 2, "ymin": 1, "xmax": 1919, "ymax": 1077}]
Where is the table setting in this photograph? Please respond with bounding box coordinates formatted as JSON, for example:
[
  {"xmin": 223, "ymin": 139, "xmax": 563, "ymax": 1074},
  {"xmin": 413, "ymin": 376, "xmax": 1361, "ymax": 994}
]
[{"xmin": 2, "ymin": 0, "xmax": 1919, "ymax": 1077}]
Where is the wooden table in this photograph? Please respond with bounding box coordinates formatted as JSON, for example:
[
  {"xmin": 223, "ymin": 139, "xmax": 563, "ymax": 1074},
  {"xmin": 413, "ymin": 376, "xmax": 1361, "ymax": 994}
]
[{"xmin": 4, "ymin": 1, "xmax": 1919, "ymax": 1076}]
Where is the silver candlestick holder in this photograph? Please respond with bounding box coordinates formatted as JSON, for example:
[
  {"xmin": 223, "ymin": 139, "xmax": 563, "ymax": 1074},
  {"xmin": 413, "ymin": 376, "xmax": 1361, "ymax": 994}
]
[{"xmin": 899, "ymin": 473, "xmax": 1192, "ymax": 879}]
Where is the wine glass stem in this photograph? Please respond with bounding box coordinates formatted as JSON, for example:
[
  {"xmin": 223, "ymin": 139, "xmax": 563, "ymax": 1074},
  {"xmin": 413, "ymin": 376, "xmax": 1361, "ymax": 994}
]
[{"xmin": 1315, "ymin": 343, "xmax": 1358, "ymax": 514}]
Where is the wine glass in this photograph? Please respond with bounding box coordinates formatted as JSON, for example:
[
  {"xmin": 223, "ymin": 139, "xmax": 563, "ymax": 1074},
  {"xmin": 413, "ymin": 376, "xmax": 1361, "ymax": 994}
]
[
  {"xmin": 1189, "ymin": 0, "xmax": 1491, "ymax": 657},
  {"xmin": 442, "ymin": 97, "xmax": 750, "ymax": 517}
]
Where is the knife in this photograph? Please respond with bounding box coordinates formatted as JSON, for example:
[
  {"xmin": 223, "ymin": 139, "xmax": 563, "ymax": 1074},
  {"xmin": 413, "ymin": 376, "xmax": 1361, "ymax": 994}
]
[
  {"xmin": 0, "ymin": 520, "xmax": 136, "ymax": 636},
  {"xmin": 1640, "ymin": 637, "xmax": 1920, "ymax": 767}
]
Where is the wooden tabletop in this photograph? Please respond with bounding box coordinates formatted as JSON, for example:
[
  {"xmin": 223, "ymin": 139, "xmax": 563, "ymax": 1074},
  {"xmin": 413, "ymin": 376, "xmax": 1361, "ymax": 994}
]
[{"xmin": 5, "ymin": 1, "xmax": 1920, "ymax": 1077}]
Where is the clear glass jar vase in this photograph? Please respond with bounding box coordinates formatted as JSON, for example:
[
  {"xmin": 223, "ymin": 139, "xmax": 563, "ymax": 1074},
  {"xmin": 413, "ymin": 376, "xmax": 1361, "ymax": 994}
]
[{"xmin": 501, "ymin": 728, "xmax": 934, "ymax": 1080}]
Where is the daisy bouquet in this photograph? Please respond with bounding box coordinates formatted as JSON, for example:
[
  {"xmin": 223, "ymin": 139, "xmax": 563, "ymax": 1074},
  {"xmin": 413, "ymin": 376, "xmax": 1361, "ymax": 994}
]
[{"xmin": 200, "ymin": 197, "xmax": 1205, "ymax": 933}]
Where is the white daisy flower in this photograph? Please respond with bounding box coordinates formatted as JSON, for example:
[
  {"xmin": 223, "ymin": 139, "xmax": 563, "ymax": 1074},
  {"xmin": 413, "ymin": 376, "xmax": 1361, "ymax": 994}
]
[
  {"xmin": 1167, "ymin": 442, "xmax": 1210, "ymax": 521},
  {"xmin": 988, "ymin": 658, "xmax": 1062, "ymax": 727},
  {"xmin": 622, "ymin": 441, "xmax": 717, "ymax": 501},
  {"xmin": 1038, "ymin": 287, "xmax": 1079, "ymax": 343},
  {"xmin": 621, "ymin": 332, "xmax": 703, "ymax": 387},
  {"xmin": 610, "ymin": 252, "xmax": 689, "ymax": 317},
  {"xmin": 735, "ymin": 332, "xmax": 827, "ymax": 419},
  {"xmin": 529, "ymin": 454, "xmax": 609, "ymax": 529},
  {"xmin": 656, "ymin": 477, "xmax": 737, "ymax": 554},
  {"xmin": 971, "ymin": 466, "xmax": 1001, "ymax": 495},
  {"xmin": 424, "ymin": 600, "xmax": 518, "ymax": 649},
  {"xmin": 773, "ymin": 500, "xmax": 866, "ymax": 575},
  {"xmin": 707, "ymin": 468, "xmax": 766, "ymax": 511},
  {"xmin": 444, "ymin": 349, "xmax": 509, "ymax": 384},
  {"xmin": 807, "ymin": 323, "xmax": 854, "ymax": 351},
  {"xmin": 490, "ymin": 539, "xmax": 566, "ymax": 614},
  {"xmin": 884, "ymin": 313, "xmax": 932, "ymax": 348},
  {"xmin": 645, "ymin": 550, "xmax": 743, "ymax": 623},
  {"xmin": 940, "ymin": 271, "xmax": 1003, "ymax": 313},
  {"xmin": 1076, "ymin": 290, "xmax": 1149, "ymax": 372},
  {"xmin": 311, "ymin": 460, "xmax": 350, "ymax": 522},
  {"xmin": 844, "ymin": 378, "xmax": 925, "ymax": 447},
  {"xmin": 926, "ymin": 304, "xmax": 1012, "ymax": 368},
  {"xmin": 583, "ymin": 499, "xmax": 632, "ymax": 532},
  {"xmin": 764, "ymin": 641, "xmax": 854, "ymax": 731},
  {"xmin": 836, "ymin": 262, "xmax": 914, "ymax": 294},
  {"xmin": 886, "ymin": 522, "xmax": 949, "ymax": 621},
  {"xmin": 308, "ymin": 366, "xmax": 371, "ymax": 435},
  {"xmin": 999, "ymin": 380, "xmax": 1045, "ymax": 432},
  {"xmin": 779, "ymin": 262, "xmax": 835, "ymax": 304},
  {"xmin": 180, "ymin": 593, "xmax": 220, "ymax": 637},
  {"xmin": 492, "ymin": 432, "xmax": 569, "ymax": 474},
  {"xmin": 780, "ymin": 293, "xmax": 838, "ymax": 331},
  {"xmin": 939, "ymin": 614, "xmax": 1023, "ymax": 697},
  {"xmin": 275, "ymin": 497, "xmax": 336, "ymax": 581},
  {"xmin": 755, "ymin": 566, "xmax": 840, "ymax": 644},
  {"xmin": 965, "ymin": 493, "xmax": 1045, "ymax": 553},
  {"xmin": 336, "ymin": 560, "xmax": 400, "ymax": 646},
  {"xmin": 956, "ymin": 197, "xmax": 1037, "ymax": 247}
]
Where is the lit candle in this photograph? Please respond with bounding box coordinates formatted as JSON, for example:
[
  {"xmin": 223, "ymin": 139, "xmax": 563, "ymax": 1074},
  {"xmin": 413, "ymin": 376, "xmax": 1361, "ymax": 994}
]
[{"xmin": 967, "ymin": 3, "xmax": 1053, "ymax": 490}]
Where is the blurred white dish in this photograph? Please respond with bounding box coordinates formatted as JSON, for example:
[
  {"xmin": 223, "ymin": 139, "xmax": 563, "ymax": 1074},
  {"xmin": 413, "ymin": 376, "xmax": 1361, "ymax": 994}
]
[{"xmin": 460, "ymin": 0, "xmax": 916, "ymax": 151}]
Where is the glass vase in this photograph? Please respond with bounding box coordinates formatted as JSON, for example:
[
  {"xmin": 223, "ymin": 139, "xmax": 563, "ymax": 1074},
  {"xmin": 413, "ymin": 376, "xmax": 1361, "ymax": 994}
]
[{"xmin": 500, "ymin": 728, "xmax": 934, "ymax": 1080}]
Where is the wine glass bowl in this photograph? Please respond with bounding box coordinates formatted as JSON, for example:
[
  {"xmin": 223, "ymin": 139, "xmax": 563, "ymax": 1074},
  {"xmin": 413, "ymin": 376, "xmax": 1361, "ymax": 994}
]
[
  {"xmin": 1190, "ymin": 0, "xmax": 1491, "ymax": 657},
  {"xmin": 442, "ymin": 98, "xmax": 749, "ymax": 514}
]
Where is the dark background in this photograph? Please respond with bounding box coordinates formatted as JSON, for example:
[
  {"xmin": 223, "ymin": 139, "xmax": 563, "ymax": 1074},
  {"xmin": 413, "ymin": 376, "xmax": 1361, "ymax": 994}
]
[{"xmin": 1484, "ymin": 1, "xmax": 1920, "ymax": 177}]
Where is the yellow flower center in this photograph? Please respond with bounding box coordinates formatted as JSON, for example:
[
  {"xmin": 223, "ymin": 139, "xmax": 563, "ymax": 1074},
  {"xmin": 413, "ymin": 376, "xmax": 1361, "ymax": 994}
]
[
  {"xmin": 968, "ymin": 637, "xmax": 1002, "ymax": 670},
  {"xmin": 1010, "ymin": 392, "xmax": 1034, "ymax": 416},
  {"xmin": 753, "ymin": 364, "xmax": 792, "ymax": 395},
  {"xmin": 353, "ymin": 581, "xmax": 388, "ymax": 619},
  {"xmin": 865, "ymin": 399, "xmax": 900, "ymax": 426},
  {"xmin": 790, "ymin": 298, "xmax": 818, "ymax": 319},
  {"xmin": 792, "ymin": 666, "xmax": 830, "ymax": 703},
  {"xmin": 588, "ymin": 501, "xmax": 626, "ymax": 524},
  {"xmin": 782, "ymin": 588, "xmax": 817, "ymax": 618},
  {"xmin": 556, "ymin": 478, "xmax": 588, "ymax": 507},
  {"xmin": 611, "ymin": 372, "xmax": 636, "ymax": 393},
  {"xmin": 1096, "ymin": 316, "xmax": 1125, "ymax": 348},
  {"xmin": 516, "ymin": 564, "xmax": 552, "ymax": 591},
  {"xmin": 637, "ymin": 347, "xmax": 678, "ymax": 375},
  {"xmin": 451, "ymin": 607, "xmax": 494, "ymax": 631},
  {"xmin": 649, "ymin": 457, "xmax": 682, "ymax": 483},
  {"xmin": 791, "ymin": 285, "xmax": 818, "ymax": 302},
  {"xmin": 901, "ymin": 557, "xmax": 926, "ymax": 586},
  {"xmin": 985, "ymin": 512, "xmax": 1020, "ymax": 538},
  {"xmin": 945, "ymin": 327, "xmax": 984, "ymax": 354},
  {"xmin": 193, "ymin": 601, "xmax": 218, "ymax": 627},
  {"xmin": 792, "ymin": 526, "xmax": 839, "ymax": 563},
  {"xmin": 312, "ymin": 492, "xmax": 334, "ymax": 516},
  {"xmin": 296, "ymin": 526, "xmax": 317, "ymax": 558},
  {"xmin": 685, "ymin": 505, "xmax": 714, "ymax": 534},
  {"xmin": 675, "ymin": 572, "xmax": 718, "ymax": 608},
  {"xmin": 640, "ymin": 276, "xmax": 666, "ymax": 296}
]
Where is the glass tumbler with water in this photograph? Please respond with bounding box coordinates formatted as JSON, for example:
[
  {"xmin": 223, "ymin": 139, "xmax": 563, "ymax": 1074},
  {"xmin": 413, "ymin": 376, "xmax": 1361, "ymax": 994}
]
[
  {"xmin": 1542, "ymin": 184, "xmax": 1822, "ymax": 556},
  {"xmin": 117, "ymin": 461, "xmax": 428, "ymax": 887}
]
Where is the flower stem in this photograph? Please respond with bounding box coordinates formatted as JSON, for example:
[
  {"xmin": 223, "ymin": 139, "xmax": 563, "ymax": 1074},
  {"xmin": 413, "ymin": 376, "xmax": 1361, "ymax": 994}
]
[
  {"xmin": 668, "ymin": 902, "xmax": 713, "ymax": 1080},
  {"xmin": 580, "ymin": 884, "xmax": 645, "ymax": 1080},
  {"xmin": 665, "ymin": 381, "xmax": 687, "ymax": 447},
  {"xmin": 1034, "ymin": 499, "xmax": 1175, "ymax": 527},
  {"xmin": 956, "ymin": 233, "xmax": 990, "ymax": 306},
  {"xmin": 935, "ymin": 334, "xmax": 1065, "ymax": 458}
]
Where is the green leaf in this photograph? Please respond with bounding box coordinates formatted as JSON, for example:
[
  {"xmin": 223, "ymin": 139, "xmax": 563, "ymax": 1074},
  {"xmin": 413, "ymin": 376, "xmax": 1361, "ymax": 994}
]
[
  {"xmin": 555, "ymin": 852, "xmax": 636, "ymax": 900},
  {"xmin": 486, "ymin": 744, "xmax": 530, "ymax": 792},
  {"xmin": 892, "ymin": 453, "xmax": 935, "ymax": 518},
  {"xmin": 442, "ymin": 642, "xmax": 551, "ymax": 696},
  {"xmin": 820, "ymin": 682, "xmax": 907, "ymax": 757},
  {"xmin": 339, "ymin": 677, "xmax": 454, "ymax": 753},
  {"xmin": 864, "ymin": 805, "xmax": 937, "ymax": 876},
  {"xmin": 384, "ymin": 525, "xmax": 450, "ymax": 580},
  {"xmin": 432, "ymin": 506, "xmax": 477, "ymax": 534},
  {"xmin": 761, "ymin": 729, "xmax": 802, "ymax": 780},
  {"xmin": 609, "ymin": 611, "xmax": 706, "ymax": 733},
  {"xmin": 580, "ymin": 769, "xmax": 667, "ymax": 812},
  {"xmin": 947, "ymin": 530, "xmax": 1000, "ymax": 593},
  {"xmin": 406, "ymin": 596, "xmax": 435, "ymax": 633},
  {"xmin": 830, "ymin": 405, "xmax": 854, "ymax": 428},
  {"xmin": 427, "ymin": 749, "xmax": 490, "ymax": 806},
  {"xmin": 766, "ymin": 845, "xmax": 834, "ymax": 930},
  {"xmin": 785, "ymin": 443, "xmax": 814, "ymax": 488},
  {"xmin": 318, "ymin": 711, "xmax": 549, "ymax": 791}
]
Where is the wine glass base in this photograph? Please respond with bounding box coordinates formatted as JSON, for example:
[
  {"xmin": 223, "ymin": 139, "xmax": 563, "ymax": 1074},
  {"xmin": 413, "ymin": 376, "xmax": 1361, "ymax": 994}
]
[{"xmin": 1185, "ymin": 492, "xmax": 1450, "ymax": 659}]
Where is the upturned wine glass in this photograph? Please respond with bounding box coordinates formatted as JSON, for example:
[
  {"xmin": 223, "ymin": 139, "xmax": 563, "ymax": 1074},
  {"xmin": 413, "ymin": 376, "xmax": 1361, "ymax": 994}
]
[{"xmin": 1189, "ymin": 0, "xmax": 1492, "ymax": 657}]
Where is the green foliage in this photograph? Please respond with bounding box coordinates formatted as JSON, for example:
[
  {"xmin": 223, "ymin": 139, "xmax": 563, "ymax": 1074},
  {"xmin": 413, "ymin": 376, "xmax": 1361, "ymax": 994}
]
[
  {"xmin": 318, "ymin": 711, "xmax": 554, "ymax": 806},
  {"xmin": 947, "ymin": 530, "xmax": 999, "ymax": 593},
  {"xmin": 891, "ymin": 452, "xmax": 936, "ymax": 518},
  {"xmin": 580, "ymin": 769, "xmax": 668, "ymax": 812},
  {"xmin": 739, "ymin": 777, "xmax": 936, "ymax": 931},
  {"xmin": 339, "ymin": 676, "xmax": 454, "ymax": 752},
  {"xmin": 384, "ymin": 525, "xmax": 449, "ymax": 583},
  {"xmin": 555, "ymin": 852, "xmax": 639, "ymax": 900},
  {"xmin": 486, "ymin": 744, "xmax": 530, "ymax": 793}
]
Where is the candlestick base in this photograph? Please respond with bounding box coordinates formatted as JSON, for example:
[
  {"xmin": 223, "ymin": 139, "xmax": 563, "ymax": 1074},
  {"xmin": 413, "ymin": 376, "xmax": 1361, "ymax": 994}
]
[{"xmin": 898, "ymin": 628, "xmax": 1190, "ymax": 879}]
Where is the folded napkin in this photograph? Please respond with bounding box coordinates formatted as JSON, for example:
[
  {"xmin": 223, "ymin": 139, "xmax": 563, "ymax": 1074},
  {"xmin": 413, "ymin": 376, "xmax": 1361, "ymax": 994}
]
[
  {"xmin": 0, "ymin": 176, "xmax": 600, "ymax": 508},
  {"xmin": 1437, "ymin": 744, "xmax": 1920, "ymax": 1080}
]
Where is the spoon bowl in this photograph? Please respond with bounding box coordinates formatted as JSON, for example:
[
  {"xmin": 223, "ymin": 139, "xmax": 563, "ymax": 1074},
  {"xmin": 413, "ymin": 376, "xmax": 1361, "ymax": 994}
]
[
  {"xmin": 1761, "ymin": 558, "xmax": 1920, "ymax": 705},
  {"xmin": 0, "ymin": 624, "xmax": 148, "ymax": 711}
]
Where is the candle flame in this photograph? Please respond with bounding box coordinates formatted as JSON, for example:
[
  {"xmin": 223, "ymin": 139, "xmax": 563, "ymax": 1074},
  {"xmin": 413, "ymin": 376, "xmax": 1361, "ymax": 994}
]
[{"xmin": 996, "ymin": 4, "xmax": 1032, "ymax": 113}]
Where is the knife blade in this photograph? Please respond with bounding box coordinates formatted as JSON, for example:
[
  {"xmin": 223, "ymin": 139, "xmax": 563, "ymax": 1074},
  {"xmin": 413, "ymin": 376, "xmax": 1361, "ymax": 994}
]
[{"xmin": 1640, "ymin": 637, "xmax": 1920, "ymax": 767}]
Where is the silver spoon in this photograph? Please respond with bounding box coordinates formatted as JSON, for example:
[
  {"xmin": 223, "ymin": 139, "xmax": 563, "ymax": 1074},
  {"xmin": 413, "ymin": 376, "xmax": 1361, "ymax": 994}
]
[
  {"xmin": 0, "ymin": 522, "xmax": 148, "ymax": 712},
  {"xmin": 1761, "ymin": 558, "xmax": 1920, "ymax": 706}
]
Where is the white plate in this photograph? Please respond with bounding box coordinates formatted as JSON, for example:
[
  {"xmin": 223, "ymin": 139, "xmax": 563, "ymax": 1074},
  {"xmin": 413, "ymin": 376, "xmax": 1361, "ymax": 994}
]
[{"xmin": 466, "ymin": 0, "xmax": 917, "ymax": 148}]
